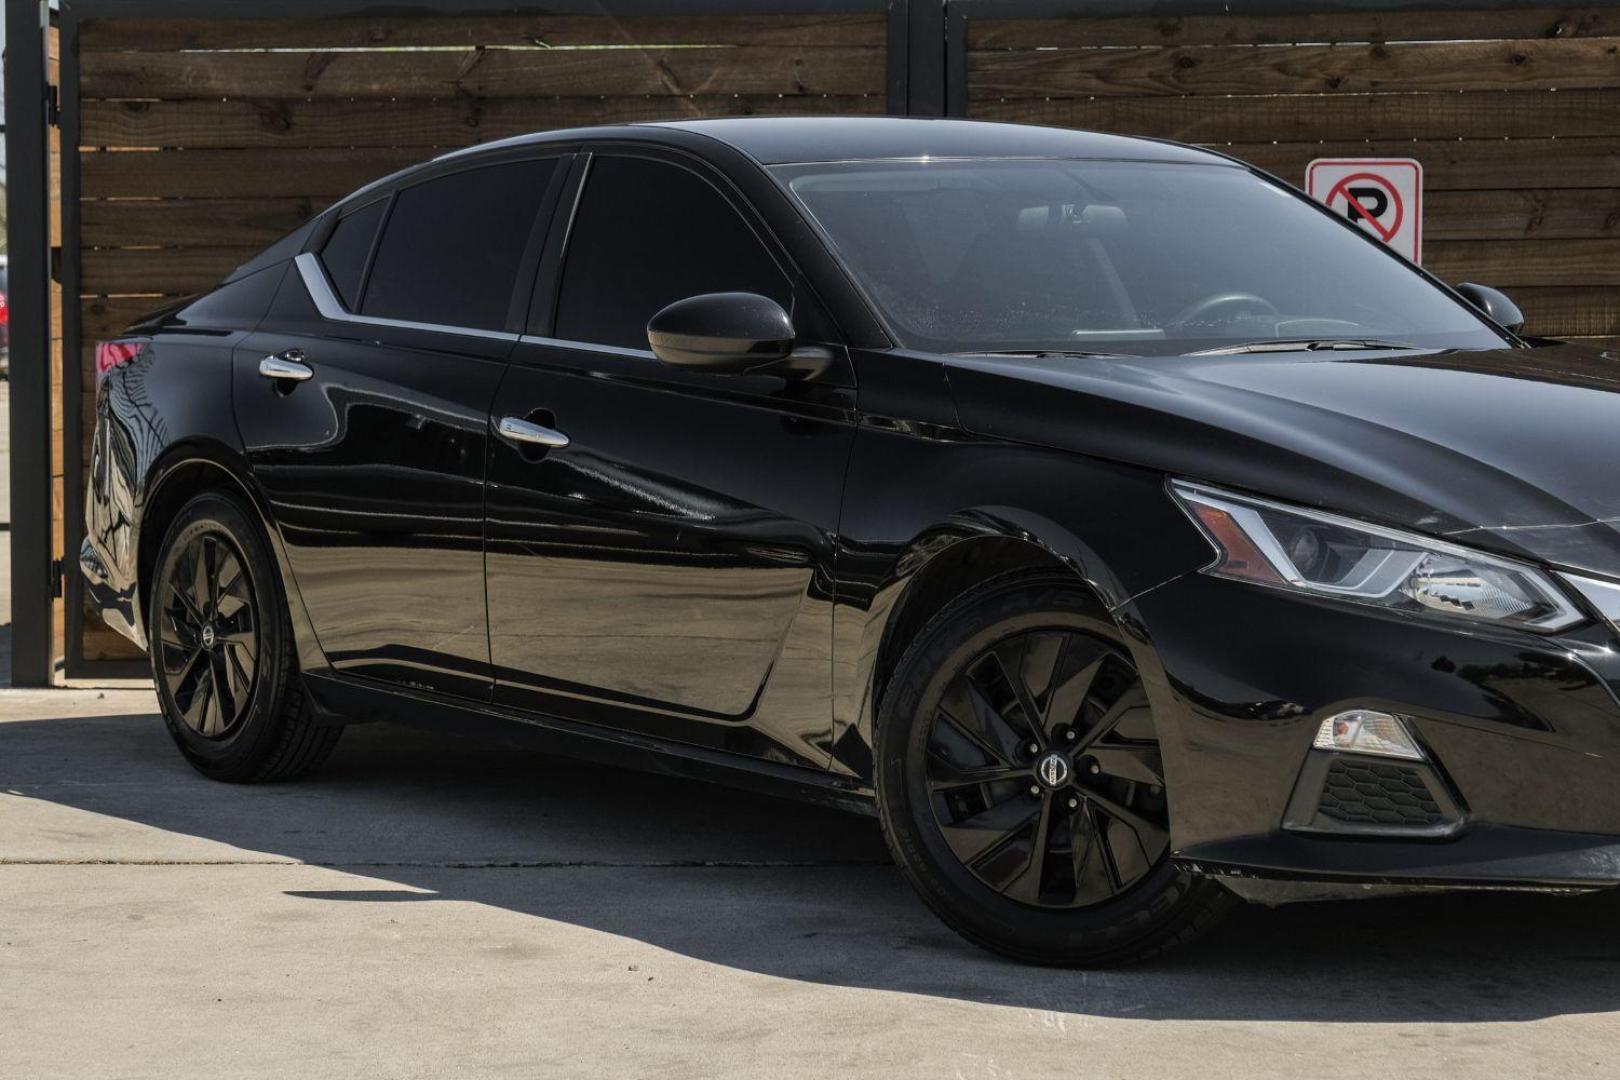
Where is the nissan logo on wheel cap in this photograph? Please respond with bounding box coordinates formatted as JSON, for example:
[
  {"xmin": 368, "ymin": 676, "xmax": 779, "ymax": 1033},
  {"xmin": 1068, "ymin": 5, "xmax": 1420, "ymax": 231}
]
[{"xmin": 1037, "ymin": 752, "xmax": 1071, "ymax": 789}]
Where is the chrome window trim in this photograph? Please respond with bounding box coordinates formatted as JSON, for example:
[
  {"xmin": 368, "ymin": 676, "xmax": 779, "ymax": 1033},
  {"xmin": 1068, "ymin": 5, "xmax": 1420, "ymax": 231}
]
[
  {"xmin": 295, "ymin": 252, "xmax": 519, "ymax": 343},
  {"xmin": 516, "ymin": 334, "xmax": 655, "ymax": 360}
]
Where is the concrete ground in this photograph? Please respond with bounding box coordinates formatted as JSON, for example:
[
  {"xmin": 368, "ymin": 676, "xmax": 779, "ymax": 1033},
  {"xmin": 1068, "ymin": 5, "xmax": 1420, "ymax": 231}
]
[
  {"xmin": 6, "ymin": 689, "xmax": 1620, "ymax": 1079},
  {"xmin": 6, "ymin": 386, "xmax": 1620, "ymax": 1078}
]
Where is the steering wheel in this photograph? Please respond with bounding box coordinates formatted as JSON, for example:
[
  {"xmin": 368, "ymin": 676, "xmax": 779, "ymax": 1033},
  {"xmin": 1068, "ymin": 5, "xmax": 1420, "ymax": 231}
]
[{"xmin": 1170, "ymin": 292, "xmax": 1281, "ymax": 329}]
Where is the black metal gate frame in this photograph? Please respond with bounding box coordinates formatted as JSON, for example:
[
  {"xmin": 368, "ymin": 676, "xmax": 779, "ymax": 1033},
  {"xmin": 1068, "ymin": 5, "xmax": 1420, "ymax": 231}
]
[{"xmin": 11, "ymin": 0, "xmax": 1620, "ymax": 683}]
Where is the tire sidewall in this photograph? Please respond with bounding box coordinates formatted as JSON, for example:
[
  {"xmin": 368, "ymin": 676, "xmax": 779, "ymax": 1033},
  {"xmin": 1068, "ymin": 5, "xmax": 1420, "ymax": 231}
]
[
  {"xmin": 876, "ymin": 577, "xmax": 1204, "ymax": 964},
  {"xmin": 149, "ymin": 492, "xmax": 291, "ymax": 775}
]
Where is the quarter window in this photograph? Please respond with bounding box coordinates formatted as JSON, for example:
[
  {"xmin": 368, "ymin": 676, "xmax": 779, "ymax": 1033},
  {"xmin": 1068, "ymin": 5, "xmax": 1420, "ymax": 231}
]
[
  {"xmin": 555, "ymin": 156, "xmax": 790, "ymax": 349},
  {"xmin": 318, "ymin": 198, "xmax": 385, "ymax": 311},
  {"xmin": 361, "ymin": 158, "xmax": 557, "ymax": 332}
]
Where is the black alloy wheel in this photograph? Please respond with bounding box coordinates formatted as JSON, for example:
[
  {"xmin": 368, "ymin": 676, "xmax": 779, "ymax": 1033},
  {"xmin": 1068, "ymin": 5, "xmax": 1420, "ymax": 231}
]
[
  {"xmin": 150, "ymin": 490, "xmax": 343, "ymax": 782},
  {"xmin": 876, "ymin": 574, "xmax": 1237, "ymax": 966},
  {"xmin": 926, "ymin": 630, "xmax": 1169, "ymax": 910},
  {"xmin": 157, "ymin": 530, "xmax": 259, "ymax": 739}
]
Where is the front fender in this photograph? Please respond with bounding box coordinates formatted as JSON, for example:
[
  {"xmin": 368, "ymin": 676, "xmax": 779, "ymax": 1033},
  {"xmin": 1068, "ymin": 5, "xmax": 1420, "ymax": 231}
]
[{"xmin": 829, "ymin": 420, "xmax": 1214, "ymax": 782}]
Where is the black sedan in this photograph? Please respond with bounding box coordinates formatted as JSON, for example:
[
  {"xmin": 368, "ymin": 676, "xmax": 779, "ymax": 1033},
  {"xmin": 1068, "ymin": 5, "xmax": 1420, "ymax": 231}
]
[{"xmin": 82, "ymin": 118, "xmax": 1620, "ymax": 965}]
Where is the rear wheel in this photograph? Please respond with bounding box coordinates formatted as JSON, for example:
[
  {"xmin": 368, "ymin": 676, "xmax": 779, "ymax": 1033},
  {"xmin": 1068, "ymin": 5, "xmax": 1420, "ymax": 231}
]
[
  {"xmin": 149, "ymin": 490, "xmax": 341, "ymax": 782},
  {"xmin": 876, "ymin": 575, "xmax": 1237, "ymax": 965}
]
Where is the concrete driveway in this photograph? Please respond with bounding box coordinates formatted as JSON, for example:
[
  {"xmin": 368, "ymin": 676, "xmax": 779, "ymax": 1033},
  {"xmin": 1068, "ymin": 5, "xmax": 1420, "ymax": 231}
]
[{"xmin": 4, "ymin": 689, "xmax": 1620, "ymax": 1078}]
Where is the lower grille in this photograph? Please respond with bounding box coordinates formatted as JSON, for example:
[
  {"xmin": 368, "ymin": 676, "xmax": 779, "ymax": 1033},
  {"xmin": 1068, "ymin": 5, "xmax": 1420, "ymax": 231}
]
[
  {"xmin": 1316, "ymin": 759, "xmax": 1447, "ymax": 828},
  {"xmin": 1283, "ymin": 750, "xmax": 1465, "ymax": 838}
]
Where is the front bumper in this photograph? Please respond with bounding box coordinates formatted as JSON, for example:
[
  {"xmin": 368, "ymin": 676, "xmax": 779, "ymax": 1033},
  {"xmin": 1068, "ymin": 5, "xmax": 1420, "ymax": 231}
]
[{"xmin": 1129, "ymin": 569, "xmax": 1620, "ymax": 889}]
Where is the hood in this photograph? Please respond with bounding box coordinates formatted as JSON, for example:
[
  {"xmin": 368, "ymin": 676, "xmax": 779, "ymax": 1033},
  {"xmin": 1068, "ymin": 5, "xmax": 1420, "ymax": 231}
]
[{"xmin": 945, "ymin": 343, "xmax": 1620, "ymax": 577}]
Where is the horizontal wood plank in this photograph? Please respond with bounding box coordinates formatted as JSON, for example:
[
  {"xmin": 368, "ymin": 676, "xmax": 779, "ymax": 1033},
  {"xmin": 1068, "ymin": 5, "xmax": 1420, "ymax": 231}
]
[
  {"xmin": 970, "ymin": 9, "xmax": 1617, "ymax": 48},
  {"xmin": 1228, "ymin": 139, "xmax": 1620, "ymax": 191},
  {"xmin": 976, "ymin": 88, "xmax": 1620, "ymax": 143},
  {"xmin": 82, "ymin": 297, "xmax": 181, "ymax": 342},
  {"xmin": 1560, "ymin": 335, "xmax": 1620, "ymax": 350},
  {"xmin": 81, "ymin": 93, "xmax": 881, "ymax": 150},
  {"xmin": 82, "ymin": 148, "xmax": 425, "ymax": 199},
  {"xmin": 83, "ymin": 198, "xmax": 324, "ymax": 249},
  {"xmin": 81, "ymin": 46, "xmax": 885, "ymax": 101},
  {"xmin": 82, "ymin": 247, "xmax": 258, "ymax": 297},
  {"xmin": 1427, "ymin": 238, "xmax": 1620, "ymax": 286},
  {"xmin": 80, "ymin": 14, "xmax": 884, "ymax": 51},
  {"xmin": 1425, "ymin": 189, "xmax": 1620, "ymax": 240},
  {"xmin": 968, "ymin": 39, "xmax": 1620, "ymax": 99},
  {"xmin": 1505, "ymin": 286, "xmax": 1620, "ymax": 336}
]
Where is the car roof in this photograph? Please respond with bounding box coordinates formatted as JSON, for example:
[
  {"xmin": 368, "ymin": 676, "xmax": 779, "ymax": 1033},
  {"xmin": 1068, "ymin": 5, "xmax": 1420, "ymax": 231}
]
[
  {"xmin": 439, "ymin": 116, "xmax": 1226, "ymax": 168},
  {"xmin": 644, "ymin": 117, "xmax": 1223, "ymax": 166}
]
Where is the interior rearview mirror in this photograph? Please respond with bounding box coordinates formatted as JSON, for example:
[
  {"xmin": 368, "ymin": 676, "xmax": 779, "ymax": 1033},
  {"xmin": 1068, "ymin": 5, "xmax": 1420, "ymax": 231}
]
[
  {"xmin": 1455, "ymin": 282, "xmax": 1526, "ymax": 333},
  {"xmin": 647, "ymin": 292, "xmax": 795, "ymax": 374}
]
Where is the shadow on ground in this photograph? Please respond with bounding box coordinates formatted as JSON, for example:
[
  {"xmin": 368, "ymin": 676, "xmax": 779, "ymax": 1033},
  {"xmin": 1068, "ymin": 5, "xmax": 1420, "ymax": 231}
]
[{"xmin": 6, "ymin": 706, "xmax": 1620, "ymax": 1023}]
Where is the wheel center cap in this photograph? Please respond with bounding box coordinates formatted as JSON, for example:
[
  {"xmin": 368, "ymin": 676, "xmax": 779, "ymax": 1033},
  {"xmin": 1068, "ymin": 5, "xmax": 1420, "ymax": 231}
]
[
  {"xmin": 200, "ymin": 625, "xmax": 217, "ymax": 649},
  {"xmin": 1036, "ymin": 751, "xmax": 1071, "ymax": 789}
]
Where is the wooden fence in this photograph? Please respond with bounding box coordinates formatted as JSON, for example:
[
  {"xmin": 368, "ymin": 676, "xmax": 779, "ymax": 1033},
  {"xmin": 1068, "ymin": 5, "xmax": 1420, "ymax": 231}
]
[
  {"xmin": 958, "ymin": 4, "xmax": 1620, "ymax": 349},
  {"xmin": 67, "ymin": 9, "xmax": 892, "ymax": 664}
]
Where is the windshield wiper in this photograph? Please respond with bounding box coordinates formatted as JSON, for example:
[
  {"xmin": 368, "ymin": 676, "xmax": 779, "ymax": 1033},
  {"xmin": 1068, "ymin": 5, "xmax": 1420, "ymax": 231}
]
[{"xmin": 1187, "ymin": 338, "xmax": 1420, "ymax": 356}]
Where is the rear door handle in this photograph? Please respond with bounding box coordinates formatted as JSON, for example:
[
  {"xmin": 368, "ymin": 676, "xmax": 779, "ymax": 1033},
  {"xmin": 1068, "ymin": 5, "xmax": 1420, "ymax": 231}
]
[
  {"xmin": 259, "ymin": 350, "xmax": 313, "ymax": 382},
  {"xmin": 497, "ymin": 416, "xmax": 570, "ymax": 450}
]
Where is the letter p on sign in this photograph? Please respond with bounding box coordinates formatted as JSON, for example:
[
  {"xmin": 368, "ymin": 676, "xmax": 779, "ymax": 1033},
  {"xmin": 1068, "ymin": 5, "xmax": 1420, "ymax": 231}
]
[{"xmin": 1306, "ymin": 158, "xmax": 1423, "ymax": 264}]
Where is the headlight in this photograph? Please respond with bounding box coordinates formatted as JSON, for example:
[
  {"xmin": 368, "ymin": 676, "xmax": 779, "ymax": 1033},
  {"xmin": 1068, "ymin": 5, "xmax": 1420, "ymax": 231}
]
[{"xmin": 1171, "ymin": 481, "xmax": 1583, "ymax": 633}]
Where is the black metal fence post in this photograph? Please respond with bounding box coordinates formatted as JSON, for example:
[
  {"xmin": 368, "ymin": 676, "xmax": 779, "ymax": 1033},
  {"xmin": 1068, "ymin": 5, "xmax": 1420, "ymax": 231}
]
[
  {"xmin": 6, "ymin": 0, "xmax": 56, "ymax": 687},
  {"xmin": 905, "ymin": 0, "xmax": 946, "ymax": 116}
]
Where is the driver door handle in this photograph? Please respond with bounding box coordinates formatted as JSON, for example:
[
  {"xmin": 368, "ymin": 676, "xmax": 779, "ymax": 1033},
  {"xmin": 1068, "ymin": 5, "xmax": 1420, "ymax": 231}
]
[
  {"xmin": 259, "ymin": 350, "xmax": 313, "ymax": 382},
  {"xmin": 497, "ymin": 416, "xmax": 571, "ymax": 450}
]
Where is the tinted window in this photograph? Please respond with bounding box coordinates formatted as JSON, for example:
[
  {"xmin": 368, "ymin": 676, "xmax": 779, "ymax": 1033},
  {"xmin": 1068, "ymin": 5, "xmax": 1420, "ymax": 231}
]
[
  {"xmin": 556, "ymin": 156, "xmax": 789, "ymax": 349},
  {"xmin": 775, "ymin": 159, "xmax": 1504, "ymax": 356},
  {"xmin": 318, "ymin": 199, "xmax": 386, "ymax": 310},
  {"xmin": 362, "ymin": 158, "xmax": 557, "ymax": 332}
]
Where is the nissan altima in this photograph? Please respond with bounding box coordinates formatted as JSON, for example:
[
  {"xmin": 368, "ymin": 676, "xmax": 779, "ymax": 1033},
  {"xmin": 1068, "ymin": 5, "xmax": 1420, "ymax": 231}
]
[{"xmin": 83, "ymin": 118, "xmax": 1620, "ymax": 965}]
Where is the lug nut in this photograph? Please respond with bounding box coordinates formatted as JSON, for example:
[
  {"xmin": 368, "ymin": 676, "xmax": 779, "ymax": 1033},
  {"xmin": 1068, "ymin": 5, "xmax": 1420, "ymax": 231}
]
[
  {"xmin": 1025, "ymin": 741, "xmax": 1040, "ymax": 756},
  {"xmin": 1066, "ymin": 796, "xmax": 1080, "ymax": 810},
  {"xmin": 1028, "ymin": 784, "xmax": 1042, "ymax": 798},
  {"xmin": 1088, "ymin": 761, "xmax": 1102, "ymax": 776},
  {"xmin": 1064, "ymin": 729, "xmax": 1078, "ymax": 742}
]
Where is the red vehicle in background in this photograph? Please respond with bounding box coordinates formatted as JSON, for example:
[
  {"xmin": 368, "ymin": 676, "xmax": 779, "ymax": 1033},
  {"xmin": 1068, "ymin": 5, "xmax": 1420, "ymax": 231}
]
[{"xmin": 0, "ymin": 256, "xmax": 11, "ymax": 375}]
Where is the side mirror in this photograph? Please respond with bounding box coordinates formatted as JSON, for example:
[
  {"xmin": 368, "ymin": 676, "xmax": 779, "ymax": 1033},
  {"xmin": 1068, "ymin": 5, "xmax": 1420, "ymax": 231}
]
[
  {"xmin": 1455, "ymin": 282, "xmax": 1526, "ymax": 333},
  {"xmin": 647, "ymin": 292, "xmax": 794, "ymax": 374}
]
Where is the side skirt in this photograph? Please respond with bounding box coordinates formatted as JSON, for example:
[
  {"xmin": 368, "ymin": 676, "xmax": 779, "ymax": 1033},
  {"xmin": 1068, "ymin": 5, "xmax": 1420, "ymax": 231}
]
[{"xmin": 302, "ymin": 673, "xmax": 878, "ymax": 817}]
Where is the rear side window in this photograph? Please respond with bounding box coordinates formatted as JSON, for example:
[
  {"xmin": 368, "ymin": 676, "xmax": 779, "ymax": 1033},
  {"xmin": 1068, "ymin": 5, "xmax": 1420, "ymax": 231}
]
[
  {"xmin": 318, "ymin": 199, "xmax": 386, "ymax": 310},
  {"xmin": 362, "ymin": 158, "xmax": 557, "ymax": 332},
  {"xmin": 555, "ymin": 156, "xmax": 790, "ymax": 350}
]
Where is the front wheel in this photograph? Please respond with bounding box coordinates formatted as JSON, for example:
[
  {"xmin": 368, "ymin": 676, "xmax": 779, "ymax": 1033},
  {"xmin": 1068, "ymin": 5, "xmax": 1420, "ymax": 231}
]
[
  {"xmin": 148, "ymin": 490, "xmax": 341, "ymax": 782},
  {"xmin": 876, "ymin": 575, "xmax": 1236, "ymax": 966}
]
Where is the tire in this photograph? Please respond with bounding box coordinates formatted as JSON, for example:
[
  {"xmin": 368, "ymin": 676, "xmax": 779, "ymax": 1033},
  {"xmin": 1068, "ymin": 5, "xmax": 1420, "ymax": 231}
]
[
  {"xmin": 147, "ymin": 489, "xmax": 341, "ymax": 782},
  {"xmin": 876, "ymin": 573, "xmax": 1237, "ymax": 966}
]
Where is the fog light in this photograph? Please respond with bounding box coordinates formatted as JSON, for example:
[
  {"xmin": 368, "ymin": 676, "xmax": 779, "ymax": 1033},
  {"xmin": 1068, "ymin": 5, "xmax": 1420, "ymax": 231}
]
[{"xmin": 1312, "ymin": 709, "xmax": 1424, "ymax": 760}]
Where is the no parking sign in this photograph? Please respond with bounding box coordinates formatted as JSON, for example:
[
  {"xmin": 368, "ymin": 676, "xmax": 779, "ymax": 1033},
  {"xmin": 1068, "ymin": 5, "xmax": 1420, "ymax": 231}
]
[{"xmin": 1306, "ymin": 158, "xmax": 1423, "ymax": 264}]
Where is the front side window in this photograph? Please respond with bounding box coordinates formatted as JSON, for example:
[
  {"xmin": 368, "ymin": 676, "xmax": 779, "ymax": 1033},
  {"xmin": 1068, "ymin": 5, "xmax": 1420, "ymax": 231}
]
[
  {"xmin": 361, "ymin": 158, "xmax": 557, "ymax": 332},
  {"xmin": 774, "ymin": 158, "xmax": 1506, "ymax": 357},
  {"xmin": 555, "ymin": 156, "xmax": 790, "ymax": 350}
]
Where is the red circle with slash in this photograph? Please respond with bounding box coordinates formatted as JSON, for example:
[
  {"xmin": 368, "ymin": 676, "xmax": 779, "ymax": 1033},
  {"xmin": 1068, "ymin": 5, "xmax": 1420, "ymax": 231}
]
[{"xmin": 1324, "ymin": 172, "xmax": 1404, "ymax": 243}]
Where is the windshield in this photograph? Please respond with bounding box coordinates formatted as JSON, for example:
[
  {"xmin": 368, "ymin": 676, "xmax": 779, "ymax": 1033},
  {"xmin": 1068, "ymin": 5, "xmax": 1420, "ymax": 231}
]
[{"xmin": 773, "ymin": 158, "xmax": 1507, "ymax": 357}]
